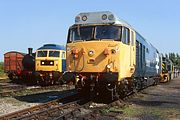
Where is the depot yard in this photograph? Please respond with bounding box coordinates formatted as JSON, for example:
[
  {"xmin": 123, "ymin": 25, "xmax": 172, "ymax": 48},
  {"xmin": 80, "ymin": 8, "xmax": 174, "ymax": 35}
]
[
  {"xmin": 103, "ymin": 78, "xmax": 180, "ymax": 120},
  {"xmin": 0, "ymin": 78, "xmax": 179, "ymax": 119}
]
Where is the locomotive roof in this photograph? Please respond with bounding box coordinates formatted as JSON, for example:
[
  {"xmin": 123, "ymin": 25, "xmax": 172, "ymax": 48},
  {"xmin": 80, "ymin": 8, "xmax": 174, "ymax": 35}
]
[
  {"xmin": 74, "ymin": 11, "xmax": 133, "ymax": 29},
  {"xmin": 37, "ymin": 44, "xmax": 65, "ymax": 50},
  {"xmin": 73, "ymin": 11, "xmax": 159, "ymax": 53}
]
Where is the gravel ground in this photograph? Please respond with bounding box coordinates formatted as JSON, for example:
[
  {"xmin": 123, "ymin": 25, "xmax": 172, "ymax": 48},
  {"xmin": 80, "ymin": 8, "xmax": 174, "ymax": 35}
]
[{"xmin": 0, "ymin": 85, "xmax": 75, "ymax": 116}]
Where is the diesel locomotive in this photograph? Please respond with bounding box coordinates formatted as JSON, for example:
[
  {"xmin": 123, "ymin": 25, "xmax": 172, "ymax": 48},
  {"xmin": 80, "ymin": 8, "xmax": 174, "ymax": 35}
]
[
  {"xmin": 64, "ymin": 11, "xmax": 163, "ymax": 100},
  {"xmin": 160, "ymin": 57, "xmax": 174, "ymax": 82},
  {"xmin": 34, "ymin": 44, "xmax": 66, "ymax": 85}
]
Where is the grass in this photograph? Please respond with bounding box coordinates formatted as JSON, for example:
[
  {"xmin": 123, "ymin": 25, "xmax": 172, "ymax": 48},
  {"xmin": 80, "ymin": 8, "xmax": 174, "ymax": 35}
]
[{"xmin": 101, "ymin": 104, "xmax": 180, "ymax": 120}]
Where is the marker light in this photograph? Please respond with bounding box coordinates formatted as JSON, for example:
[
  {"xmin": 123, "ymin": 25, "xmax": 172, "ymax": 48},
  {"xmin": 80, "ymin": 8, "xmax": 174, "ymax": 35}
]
[
  {"xmin": 108, "ymin": 14, "xmax": 114, "ymax": 20},
  {"xmin": 102, "ymin": 14, "xmax": 107, "ymax": 20},
  {"xmin": 82, "ymin": 15, "xmax": 87, "ymax": 21}
]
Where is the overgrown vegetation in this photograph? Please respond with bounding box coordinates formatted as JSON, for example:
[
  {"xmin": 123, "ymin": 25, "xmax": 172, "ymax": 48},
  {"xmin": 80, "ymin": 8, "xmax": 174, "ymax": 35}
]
[
  {"xmin": 164, "ymin": 53, "xmax": 180, "ymax": 67},
  {"xmin": 0, "ymin": 62, "xmax": 6, "ymax": 77}
]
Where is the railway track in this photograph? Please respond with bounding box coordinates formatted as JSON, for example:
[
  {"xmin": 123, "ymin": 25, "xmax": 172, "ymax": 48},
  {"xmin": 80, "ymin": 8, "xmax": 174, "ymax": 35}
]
[
  {"xmin": 0, "ymin": 89, "xmax": 134, "ymax": 120},
  {"xmin": 0, "ymin": 83, "xmax": 74, "ymax": 97},
  {"xmin": 0, "ymin": 91, "xmax": 80, "ymax": 120},
  {"xmin": 0, "ymin": 83, "xmax": 25, "ymax": 97}
]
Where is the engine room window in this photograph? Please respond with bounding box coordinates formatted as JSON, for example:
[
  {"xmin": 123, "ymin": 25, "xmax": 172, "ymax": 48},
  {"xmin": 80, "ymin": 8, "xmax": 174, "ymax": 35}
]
[
  {"xmin": 146, "ymin": 48, "xmax": 149, "ymax": 53},
  {"xmin": 49, "ymin": 51, "xmax": 60, "ymax": 57},
  {"xmin": 37, "ymin": 51, "xmax": 47, "ymax": 57}
]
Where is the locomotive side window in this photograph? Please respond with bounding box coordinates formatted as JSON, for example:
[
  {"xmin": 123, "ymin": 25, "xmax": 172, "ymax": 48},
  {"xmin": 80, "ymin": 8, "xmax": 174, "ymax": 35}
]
[
  {"xmin": 143, "ymin": 45, "xmax": 145, "ymax": 64},
  {"xmin": 131, "ymin": 31, "xmax": 134, "ymax": 46},
  {"xmin": 61, "ymin": 52, "xmax": 66, "ymax": 59},
  {"xmin": 37, "ymin": 51, "xmax": 47, "ymax": 57},
  {"xmin": 122, "ymin": 27, "xmax": 130, "ymax": 45},
  {"xmin": 146, "ymin": 48, "xmax": 149, "ymax": 53},
  {"xmin": 49, "ymin": 51, "xmax": 60, "ymax": 57}
]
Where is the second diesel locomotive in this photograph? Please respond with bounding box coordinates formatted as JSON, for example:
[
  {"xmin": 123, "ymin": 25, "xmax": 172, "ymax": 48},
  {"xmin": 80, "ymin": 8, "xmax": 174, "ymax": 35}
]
[
  {"xmin": 34, "ymin": 44, "xmax": 66, "ymax": 85},
  {"xmin": 160, "ymin": 56, "xmax": 174, "ymax": 82},
  {"xmin": 64, "ymin": 11, "xmax": 162, "ymax": 100}
]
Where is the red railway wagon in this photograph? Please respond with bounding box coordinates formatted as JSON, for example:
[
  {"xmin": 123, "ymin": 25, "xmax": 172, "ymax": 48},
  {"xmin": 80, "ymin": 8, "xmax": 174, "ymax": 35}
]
[{"xmin": 4, "ymin": 51, "xmax": 26, "ymax": 80}]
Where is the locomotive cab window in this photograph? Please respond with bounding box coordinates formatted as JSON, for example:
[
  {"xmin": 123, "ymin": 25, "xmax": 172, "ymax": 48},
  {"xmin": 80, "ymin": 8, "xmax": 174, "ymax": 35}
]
[
  {"xmin": 49, "ymin": 51, "xmax": 60, "ymax": 57},
  {"xmin": 69, "ymin": 26, "xmax": 94, "ymax": 42},
  {"xmin": 122, "ymin": 27, "xmax": 130, "ymax": 45},
  {"xmin": 68, "ymin": 25, "xmax": 122, "ymax": 42},
  {"xmin": 95, "ymin": 26, "xmax": 121, "ymax": 41},
  {"xmin": 37, "ymin": 51, "xmax": 47, "ymax": 57}
]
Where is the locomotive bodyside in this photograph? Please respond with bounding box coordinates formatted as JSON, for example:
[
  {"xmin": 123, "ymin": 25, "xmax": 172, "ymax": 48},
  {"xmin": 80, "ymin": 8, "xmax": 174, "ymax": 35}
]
[{"xmin": 134, "ymin": 33, "xmax": 161, "ymax": 77}]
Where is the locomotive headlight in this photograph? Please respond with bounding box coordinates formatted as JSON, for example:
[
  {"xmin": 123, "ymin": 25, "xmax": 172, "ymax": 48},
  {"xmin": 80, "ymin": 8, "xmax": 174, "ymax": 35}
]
[
  {"xmin": 108, "ymin": 14, "xmax": 114, "ymax": 20},
  {"xmin": 82, "ymin": 15, "xmax": 87, "ymax": 21},
  {"xmin": 88, "ymin": 50, "xmax": 94, "ymax": 56},
  {"xmin": 107, "ymin": 64, "xmax": 111, "ymax": 69},
  {"xmin": 102, "ymin": 14, "xmax": 107, "ymax": 20},
  {"xmin": 50, "ymin": 61, "xmax": 53, "ymax": 65},
  {"xmin": 42, "ymin": 61, "xmax": 44, "ymax": 65}
]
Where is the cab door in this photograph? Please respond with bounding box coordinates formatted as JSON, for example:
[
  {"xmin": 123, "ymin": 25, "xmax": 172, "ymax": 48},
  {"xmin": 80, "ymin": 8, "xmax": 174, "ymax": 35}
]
[
  {"xmin": 130, "ymin": 30, "xmax": 136, "ymax": 72},
  {"xmin": 61, "ymin": 51, "xmax": 66, "ymax": 72}
]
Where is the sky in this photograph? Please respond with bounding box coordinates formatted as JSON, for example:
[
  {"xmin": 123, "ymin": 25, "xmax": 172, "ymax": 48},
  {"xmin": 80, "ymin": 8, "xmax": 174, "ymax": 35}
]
[{"xmin": 0, "ymin": 0, "xmax": 180, "ymax": 61}]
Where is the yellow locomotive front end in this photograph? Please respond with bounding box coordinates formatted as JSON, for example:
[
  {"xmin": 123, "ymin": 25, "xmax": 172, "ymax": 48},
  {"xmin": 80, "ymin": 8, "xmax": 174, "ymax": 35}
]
[
  {"xmin": 67, "ymin": 40, "xmax": 135, "ymax": 79},
  {"xmin": 65, "ymin": 11, "xmax": 136, "ymax": 99},
  {"xmin": 35, "ymin": 44, "xmax": 66, "ymax": 85}
]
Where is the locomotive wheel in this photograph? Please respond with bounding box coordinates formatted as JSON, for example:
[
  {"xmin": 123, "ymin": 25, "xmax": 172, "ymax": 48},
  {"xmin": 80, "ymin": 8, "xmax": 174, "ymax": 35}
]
[{"xmin": 8, "ymin": 73, "xmax": 13, "ymax": 80}]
